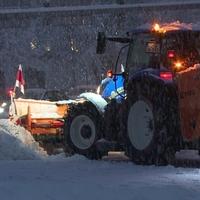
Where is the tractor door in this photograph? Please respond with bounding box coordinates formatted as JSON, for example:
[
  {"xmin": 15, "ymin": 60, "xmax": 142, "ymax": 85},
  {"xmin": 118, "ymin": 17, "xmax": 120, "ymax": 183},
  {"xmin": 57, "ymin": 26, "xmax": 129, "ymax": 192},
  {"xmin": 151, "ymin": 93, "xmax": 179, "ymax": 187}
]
[{"xmin": 126, "ymin": 33, "xmax": 161, "ymax": 82}]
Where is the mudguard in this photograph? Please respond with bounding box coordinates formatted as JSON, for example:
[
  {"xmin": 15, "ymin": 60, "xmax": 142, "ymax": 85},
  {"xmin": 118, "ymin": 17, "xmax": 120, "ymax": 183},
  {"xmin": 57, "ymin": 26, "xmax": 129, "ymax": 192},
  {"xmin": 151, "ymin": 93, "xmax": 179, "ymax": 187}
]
[
  {"xmin": 129, "ymin": 68, "xmax": 173, "ymax": 84},
  {"xmin": 79, "ymin": 92, "xmax": 108, "ymax": 113}
]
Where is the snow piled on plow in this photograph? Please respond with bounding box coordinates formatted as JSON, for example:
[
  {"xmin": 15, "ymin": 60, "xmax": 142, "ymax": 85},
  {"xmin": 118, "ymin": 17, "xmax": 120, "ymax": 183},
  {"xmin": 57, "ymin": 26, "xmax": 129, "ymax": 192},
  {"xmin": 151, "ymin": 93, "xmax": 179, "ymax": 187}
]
[{"xmin": 0, "ymin": 119, "xmax": 47, "ymax": 160}]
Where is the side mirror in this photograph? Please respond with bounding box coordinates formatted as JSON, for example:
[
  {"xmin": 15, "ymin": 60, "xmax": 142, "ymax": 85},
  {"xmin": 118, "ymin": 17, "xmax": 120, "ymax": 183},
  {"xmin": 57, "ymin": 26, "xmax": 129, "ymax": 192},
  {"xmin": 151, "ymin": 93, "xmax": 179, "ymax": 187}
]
[{"xmin": 96, "ymin": 32, "xmax": 106, "ymax": 54}]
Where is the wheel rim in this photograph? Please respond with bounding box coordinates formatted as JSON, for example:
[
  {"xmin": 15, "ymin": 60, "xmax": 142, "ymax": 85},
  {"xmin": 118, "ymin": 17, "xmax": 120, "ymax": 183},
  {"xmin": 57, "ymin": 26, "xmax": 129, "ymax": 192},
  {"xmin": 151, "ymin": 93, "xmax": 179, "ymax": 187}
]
[
  {"xmin": 70, "ymin": 115, "xmax": 96, "ymax": 150},
  {"xmin": 128, "ymin": 100, "xmax": 154, "ymax": 151},
  {"xmin": 80, "ymin": 125, "xmax": 92, "ymax": 139}
]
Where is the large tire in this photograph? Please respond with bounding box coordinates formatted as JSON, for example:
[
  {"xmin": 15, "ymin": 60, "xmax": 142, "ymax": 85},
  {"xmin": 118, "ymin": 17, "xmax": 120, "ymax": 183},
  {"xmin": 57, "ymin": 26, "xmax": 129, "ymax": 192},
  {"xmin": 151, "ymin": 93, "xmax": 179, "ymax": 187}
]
[
  {"xmin": 63, "ymin": 101, "xmax": 103, "ymax": 159},
  {"xmin": 121, "ymin": 76, "xmax": 180, "ymax": 165}
]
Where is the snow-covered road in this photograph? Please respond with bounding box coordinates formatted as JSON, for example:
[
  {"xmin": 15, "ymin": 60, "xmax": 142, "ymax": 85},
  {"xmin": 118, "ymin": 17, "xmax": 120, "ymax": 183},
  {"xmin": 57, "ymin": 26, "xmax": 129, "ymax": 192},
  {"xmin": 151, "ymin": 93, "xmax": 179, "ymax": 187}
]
[
  {"xmin": 0, "ymin": 156, "xmax": 200, "ymax": 200},
  {"xmin": 0, "ymin": 119, "xmax": 200, "ymax": 200}
]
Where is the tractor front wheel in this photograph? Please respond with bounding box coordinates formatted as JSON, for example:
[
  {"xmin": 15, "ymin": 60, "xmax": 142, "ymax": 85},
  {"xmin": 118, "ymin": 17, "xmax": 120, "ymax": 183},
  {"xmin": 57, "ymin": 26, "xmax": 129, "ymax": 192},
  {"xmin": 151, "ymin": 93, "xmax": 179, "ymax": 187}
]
[{"xmin": 63, "ymin": 101, "xmax": 103, "ymax": 159}]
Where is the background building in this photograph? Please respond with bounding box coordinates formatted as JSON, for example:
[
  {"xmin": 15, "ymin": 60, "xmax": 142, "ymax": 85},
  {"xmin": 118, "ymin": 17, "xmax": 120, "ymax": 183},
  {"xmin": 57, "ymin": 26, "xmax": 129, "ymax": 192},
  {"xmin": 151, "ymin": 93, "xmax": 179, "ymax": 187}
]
[{"xmin": 0, "ymin": 0, "xmax": 198, "ymax": 93}]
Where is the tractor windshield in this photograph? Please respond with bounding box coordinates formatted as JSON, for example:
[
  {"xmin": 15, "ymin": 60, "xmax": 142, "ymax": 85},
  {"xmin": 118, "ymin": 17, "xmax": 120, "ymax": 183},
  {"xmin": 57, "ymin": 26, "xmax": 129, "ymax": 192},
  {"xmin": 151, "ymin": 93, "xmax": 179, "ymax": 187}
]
[{"xmin": 126, "ymin": 33, "xmax": 160, "ymax": 71}]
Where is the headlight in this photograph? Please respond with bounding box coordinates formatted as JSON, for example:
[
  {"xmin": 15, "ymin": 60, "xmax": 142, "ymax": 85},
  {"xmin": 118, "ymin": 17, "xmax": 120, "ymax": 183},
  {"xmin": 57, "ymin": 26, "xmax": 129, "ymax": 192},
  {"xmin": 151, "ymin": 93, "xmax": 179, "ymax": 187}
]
[
  {"xmin": 96, "ymin": 86, "xmax": 100, "ymax": 95},
  {"xmin": 0, "ymin": 107, "xmax": 4, "ymax": 114},
  {"xmin": 1, "ymin": 102, "xmax": 7, "ymax": 107}
]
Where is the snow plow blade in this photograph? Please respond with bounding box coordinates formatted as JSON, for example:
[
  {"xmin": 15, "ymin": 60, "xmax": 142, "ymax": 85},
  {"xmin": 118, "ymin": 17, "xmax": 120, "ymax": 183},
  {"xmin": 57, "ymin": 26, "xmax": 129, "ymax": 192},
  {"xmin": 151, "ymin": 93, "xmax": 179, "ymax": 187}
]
[{"xmin": 10, "ymin": 98, "xmax": 69, "ymax": 136}]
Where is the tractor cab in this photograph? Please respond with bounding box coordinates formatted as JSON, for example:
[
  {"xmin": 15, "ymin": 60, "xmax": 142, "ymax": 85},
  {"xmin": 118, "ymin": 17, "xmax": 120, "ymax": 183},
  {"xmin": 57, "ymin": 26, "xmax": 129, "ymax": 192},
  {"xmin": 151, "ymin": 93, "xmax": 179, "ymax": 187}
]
[
  {"xmin": 126, "ymin": 22, "xmax": 200, "ymax": 81},
  {"xmin": 97, "ymin": 22, "xmax": 200, "ymax": 86}
]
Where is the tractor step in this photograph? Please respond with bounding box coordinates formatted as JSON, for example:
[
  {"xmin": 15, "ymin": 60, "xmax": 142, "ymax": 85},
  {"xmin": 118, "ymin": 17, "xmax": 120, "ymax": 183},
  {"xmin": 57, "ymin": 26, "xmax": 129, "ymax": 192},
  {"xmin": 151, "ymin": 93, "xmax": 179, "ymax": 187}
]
[
  {"xmin": 172, "ymin": 150, "xmax": 200, "ymax": 168},
  {"xmin": 95, "ymin": 139, "xmax": 123, "ymax": 154}
]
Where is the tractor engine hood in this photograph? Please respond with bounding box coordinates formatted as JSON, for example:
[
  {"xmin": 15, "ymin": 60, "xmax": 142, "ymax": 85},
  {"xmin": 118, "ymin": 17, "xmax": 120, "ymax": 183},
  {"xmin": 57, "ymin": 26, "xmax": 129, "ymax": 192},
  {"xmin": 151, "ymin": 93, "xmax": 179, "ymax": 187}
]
[{"xmin": 79, "ymin": 92, "xmax": 108, "ymax": 113}]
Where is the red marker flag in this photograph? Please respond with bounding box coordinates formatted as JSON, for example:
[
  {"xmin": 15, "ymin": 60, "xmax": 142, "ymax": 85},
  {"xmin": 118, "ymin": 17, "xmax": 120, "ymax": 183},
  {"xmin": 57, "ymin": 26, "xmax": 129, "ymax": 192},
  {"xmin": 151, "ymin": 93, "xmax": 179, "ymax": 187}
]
[{"xmin": 15, "ymin": 64, "xmax": 25, "ymax": 94}]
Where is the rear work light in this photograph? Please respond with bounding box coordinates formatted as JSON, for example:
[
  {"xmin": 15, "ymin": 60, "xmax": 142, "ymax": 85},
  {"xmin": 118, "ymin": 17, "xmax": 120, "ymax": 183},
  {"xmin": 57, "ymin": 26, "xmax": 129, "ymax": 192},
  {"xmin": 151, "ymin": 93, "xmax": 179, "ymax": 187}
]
[
  {"xmin": 159, "ymin": 72, "xmax": 173, "ymax": 81},
  {"xmin": 174, "ymin": 61, "xmax": 184, "ymax": 71},
  {"xmin": 167, "ymin": 50, "xmax": 176, "ymax": 59}
]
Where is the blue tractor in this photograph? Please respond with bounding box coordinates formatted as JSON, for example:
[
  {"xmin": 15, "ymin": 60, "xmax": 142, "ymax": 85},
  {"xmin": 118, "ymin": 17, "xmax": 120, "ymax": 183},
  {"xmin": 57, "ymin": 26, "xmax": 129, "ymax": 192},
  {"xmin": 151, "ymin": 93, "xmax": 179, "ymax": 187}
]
[
  {"xmin": 99, "ymin": 72, "xmax": 125, "ymax": 102},
  {"xmin": 64, "ymin": 22, "xmax": 200, "ymax": 165}
]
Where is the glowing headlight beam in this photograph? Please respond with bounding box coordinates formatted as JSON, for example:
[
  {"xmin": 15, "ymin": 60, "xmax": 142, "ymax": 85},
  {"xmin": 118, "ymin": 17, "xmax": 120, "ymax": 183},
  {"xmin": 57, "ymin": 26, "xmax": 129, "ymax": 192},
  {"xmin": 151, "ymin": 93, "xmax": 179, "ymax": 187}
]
[
  {"xmin": 174, "ymin": 61, "xmax": 184, "ymax": 70},
  {"xmin": 1, "ymin": 102, "xmax": 7, "ymax": 107},
  {"xmin": 96, "ymin": 86, "xmax": 100, "ymax": 95},
  {"xmin": 0, "ymin": 107, "xmax": 4, "ymax": 114},
  {"xmin": 152, "ymin": 23, "xmax": 166, "ymax": 33}
]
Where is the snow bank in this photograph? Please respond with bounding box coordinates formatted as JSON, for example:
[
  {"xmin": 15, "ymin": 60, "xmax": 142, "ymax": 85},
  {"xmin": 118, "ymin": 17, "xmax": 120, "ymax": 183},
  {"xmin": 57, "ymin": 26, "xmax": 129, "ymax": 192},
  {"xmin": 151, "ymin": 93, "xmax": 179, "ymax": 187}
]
[
  {"xmin": 0, "ymin": 119, "xmax": 47, "ymax": 160},
  {"xmin": 46, "ymin": 153, "xmax": 87, "ymax": 161}
]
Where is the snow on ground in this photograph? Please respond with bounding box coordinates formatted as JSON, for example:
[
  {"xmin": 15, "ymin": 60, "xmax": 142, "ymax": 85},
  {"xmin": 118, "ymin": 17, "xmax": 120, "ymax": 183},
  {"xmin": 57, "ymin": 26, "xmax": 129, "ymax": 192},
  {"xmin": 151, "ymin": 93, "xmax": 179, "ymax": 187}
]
[
  {"xmin": 0, "ymin": 156, "xmax": 200, "ymax": 200},
  {"xmin": 1, "ymin": 119, "xmax": 200, "ymax": 200},
  {"xmin": 0, "ymin": 119, "xmax": 47, "ymax": 160}
]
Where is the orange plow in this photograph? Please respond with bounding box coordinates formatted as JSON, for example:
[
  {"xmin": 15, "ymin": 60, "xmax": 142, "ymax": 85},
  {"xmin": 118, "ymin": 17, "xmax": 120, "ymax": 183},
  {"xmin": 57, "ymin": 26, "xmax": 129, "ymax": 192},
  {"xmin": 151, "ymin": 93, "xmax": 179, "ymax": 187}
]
[
  {"xmin": 10, "ymin": 98, "xmax": 69, "ymax": 136},
  {"xmin": 176, "ymin": 65, "xmax": 200, "ymax": 141}
]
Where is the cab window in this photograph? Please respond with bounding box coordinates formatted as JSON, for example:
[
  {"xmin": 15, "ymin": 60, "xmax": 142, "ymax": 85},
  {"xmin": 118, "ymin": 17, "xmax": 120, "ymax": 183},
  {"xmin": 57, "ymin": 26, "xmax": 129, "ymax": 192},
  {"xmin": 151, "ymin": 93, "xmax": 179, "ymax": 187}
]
[{"xmin": 127, "ymin": 33, "xmax": 160, "ymax": 71}]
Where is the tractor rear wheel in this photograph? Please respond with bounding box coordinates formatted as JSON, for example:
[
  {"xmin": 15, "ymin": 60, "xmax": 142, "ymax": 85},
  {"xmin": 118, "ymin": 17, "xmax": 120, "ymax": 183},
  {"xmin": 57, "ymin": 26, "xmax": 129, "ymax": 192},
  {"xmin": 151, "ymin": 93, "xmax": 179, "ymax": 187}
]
[
  {"xmin": 121, "ymin": 76, "xmax": 179, "ymax": 165},
  {"xmin": 63, "ymin": 101, "xmax": 103, "ymax": 159}
]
